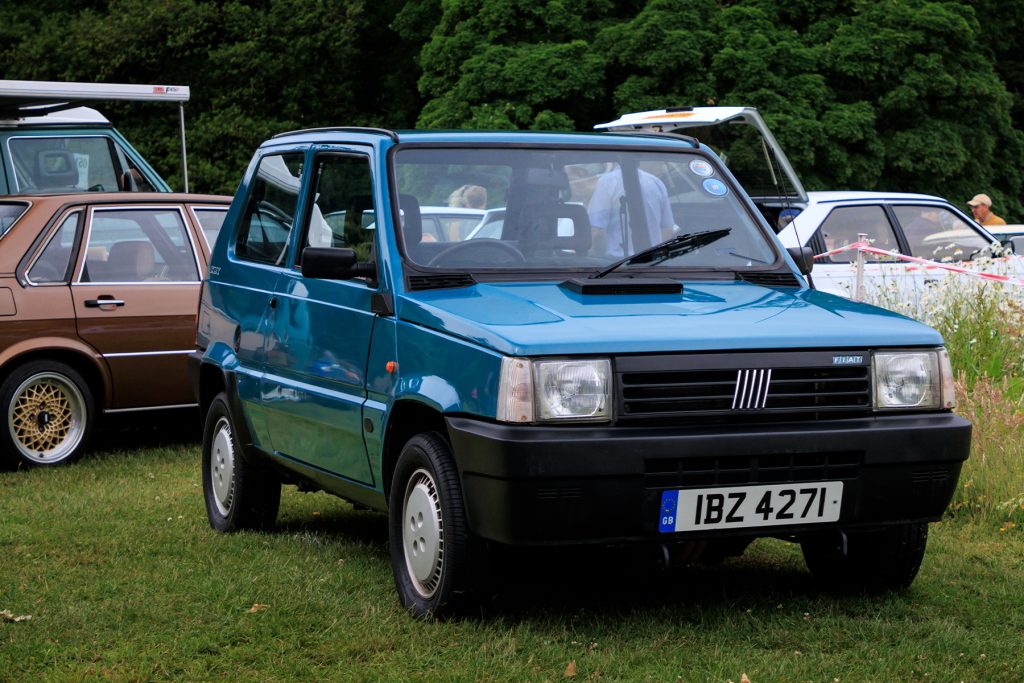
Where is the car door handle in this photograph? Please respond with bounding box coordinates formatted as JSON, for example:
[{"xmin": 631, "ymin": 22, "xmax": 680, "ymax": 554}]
[{"xmin": 84, "ymin": 297, "xmax": 126, "ymax": 308}]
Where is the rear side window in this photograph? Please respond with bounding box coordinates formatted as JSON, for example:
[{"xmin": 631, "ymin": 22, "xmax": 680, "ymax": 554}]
[
  {"xmin": 0, "ymin": 202, "xmax": 29, "ymax": 238},
  {"xmin": 82, "ymin": 208, "xmax": 199, "ymax": 283},
  {"xmin": 29, "ymin": 212, "xmax": 81, "ymax": 283},
  {"xmin": 192, "ymin": 208, "xmax": 228, "ymax": 249},
  {"xmin": 236, "ymin": 153, "xmax": 304, "ymax": 265},
  {"xmin": 819, "ymin": 206, "xmax": 900, "ymax": 263},
  {"xmin": 9, "ymin": 136, "xmax": 122, "ymax": 193}
]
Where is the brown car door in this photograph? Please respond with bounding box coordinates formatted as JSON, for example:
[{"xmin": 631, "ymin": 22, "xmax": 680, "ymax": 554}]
[{"xmin": 70, "ymin": 205, "xmax": 203, "ymax": 409}]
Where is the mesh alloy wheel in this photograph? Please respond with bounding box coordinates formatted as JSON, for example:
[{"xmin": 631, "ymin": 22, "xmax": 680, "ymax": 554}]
[{"xmin": 8, "ymin": 372, "xmax": 87, "ymax": 465}]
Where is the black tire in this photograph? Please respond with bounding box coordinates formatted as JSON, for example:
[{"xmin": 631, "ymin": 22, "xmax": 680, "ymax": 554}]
[
  {"xmin": 202, "ymin": 393, "xmax": 281, "ymax": 532},
  {"xmin": 800, "ymin": 522, "xmax": 929, "ymax": 592},
  {"xmin": 0, "ymin": 360, "xmax": 95, "ymax": 468},
  {"xmin": 388, "ymin": 432, "xmax": 474, "ymax": 619}
]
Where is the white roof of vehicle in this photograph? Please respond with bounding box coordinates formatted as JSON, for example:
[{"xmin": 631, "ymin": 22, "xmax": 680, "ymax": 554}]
[
  {"xmin": 806, "ymin": 190, "xmax": 946, "ymax": 204},
  {"xmin": 0, "ymin": 105, "xmax": 110, "ymax": 127}
]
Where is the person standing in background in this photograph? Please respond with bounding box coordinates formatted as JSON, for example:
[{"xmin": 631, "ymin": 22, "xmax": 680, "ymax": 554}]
[{"xmin": 967, "ymin": 193, "xmax": 1007, "ymax": 227}]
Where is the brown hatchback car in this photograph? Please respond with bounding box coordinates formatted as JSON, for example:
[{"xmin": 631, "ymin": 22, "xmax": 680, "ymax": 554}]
[{"xmin": 0, "ymin": 193, "xmax": 230, "ymax": 467}]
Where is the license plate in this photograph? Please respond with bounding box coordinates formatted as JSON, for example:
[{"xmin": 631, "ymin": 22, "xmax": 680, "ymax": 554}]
[{"xmin": 659, "ymin": 482, "xmax": 843, "ymax": 532}]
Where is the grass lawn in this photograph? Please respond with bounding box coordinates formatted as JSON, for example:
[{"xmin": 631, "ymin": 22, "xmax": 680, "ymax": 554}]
[{"xmin": 2, "ymin": 424, "xmax": 1023, "ymax": 682}]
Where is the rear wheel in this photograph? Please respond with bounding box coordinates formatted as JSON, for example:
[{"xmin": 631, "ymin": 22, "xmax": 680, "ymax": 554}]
[
  {"xmin": 1, "ymin": 361, "xmax": 95, "ymax": 468},
  {"xmin": 202, "ymin": 393, "xmax": 281, "ymax": 531},
  {"xmin": 388, "ymin": 432, "xmax": 474, "ymax": 618},
  {"xmin": 800, "ymin": 522, "xmax": 929, "ymax": 592}
]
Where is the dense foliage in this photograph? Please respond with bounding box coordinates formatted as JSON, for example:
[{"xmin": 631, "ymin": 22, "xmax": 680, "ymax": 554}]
[{"xmin": 3, "ymin": 0, "xmax": 1022, "ymax": 217}]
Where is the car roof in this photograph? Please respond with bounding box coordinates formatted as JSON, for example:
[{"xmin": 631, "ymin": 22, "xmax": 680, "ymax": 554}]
[
  {"xmin": 806, "ymin": 190, "xmax": 947, "ymax": 204},
  {"xmin": 3, "ymin": 192, "xmax": 230, "ymax": 205},
  {"xmin": 266, "ymin": 128, "xmax": 703, "ymax": 151}
]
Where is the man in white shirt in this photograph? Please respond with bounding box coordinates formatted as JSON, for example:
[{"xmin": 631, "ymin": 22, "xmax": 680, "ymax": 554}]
[{"xmin": 587, "ymin": 165, "xmax": 675, "ymax": 258}]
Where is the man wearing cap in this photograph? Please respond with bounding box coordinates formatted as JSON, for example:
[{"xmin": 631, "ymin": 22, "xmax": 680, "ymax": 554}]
[{"xmin": 967, "ymin": 194, "xmax": 1007, "ymax": 227}]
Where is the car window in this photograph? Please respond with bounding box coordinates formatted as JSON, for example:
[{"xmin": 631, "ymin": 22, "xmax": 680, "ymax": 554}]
[
  {"xmin": 301, "ymin": 153, "xmax": 376, "ymax": 264},
  {"xmin": 82, "ymin": 208, "xmax": 199, "ymax": 283},
  {"xmin": 28, "ymin": 212, "xmax": 81, "ymax": 284},
  {"xmin": 0, "ymin": 202, "xmax": 30, "ymax": 238},
  {"xmin": 818, "ymin": 206, "xmax": 900, "ymax": 263},
  {"xmin": 892, "ymin": 205, "xmax": 992, "ymax": 262},
  {"xmin": 192, "ymin": 208, "xmax": 228, "ymax": 248},
  {"xmin": 236, "ymin": 153, "xmax": 304, "ymax": 266},
  {"xmin": 9, "ymin": 136, "xmax": 123, "ymax": 193}
]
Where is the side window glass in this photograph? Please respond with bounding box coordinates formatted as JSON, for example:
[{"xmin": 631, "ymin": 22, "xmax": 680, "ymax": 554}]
[
  {"xmin": 82, "ymin": 208, "xmax": 199, "ymax": 283},
  {"xmin": 236, "ymin": 153, "xmax": 304, "ymax": 265},
  {"xmin": 819, "ymin": 206, "xmax": 899, "ymax": 263},
  {"xmin": 893, "ymin": 205, "xmax": 991, "ymax": 262},
  {"xmin": 29, "ymin": 212, "xmax": 81, "ymax": 283},
  {"xmin": 193, "ymin": 208, "xmax": 228, "ymax": 249},
  {"xmin": 303, "ymin": 154, "xmax": 375, "ymax": 263}
]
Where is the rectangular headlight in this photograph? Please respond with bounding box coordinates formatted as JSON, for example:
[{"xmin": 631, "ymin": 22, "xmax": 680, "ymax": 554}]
[
  {"xmin": 496, "ymin": 357, "xmax": 612, "ymax": 423},
  {"xmin": 873, "ymin": 350, "xmax": 945, "ymax": 410}
]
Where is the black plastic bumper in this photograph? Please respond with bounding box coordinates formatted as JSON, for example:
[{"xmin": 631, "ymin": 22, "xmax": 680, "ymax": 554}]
[{"xmin": 445, "ymin": 413, "xmax": 971, "ymax": 545}]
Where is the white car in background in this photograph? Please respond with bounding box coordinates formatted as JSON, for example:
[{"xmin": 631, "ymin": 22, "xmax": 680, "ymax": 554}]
[{"xmin": 598, "ymin": 108, "xmax": 1022, "ymax": 299}]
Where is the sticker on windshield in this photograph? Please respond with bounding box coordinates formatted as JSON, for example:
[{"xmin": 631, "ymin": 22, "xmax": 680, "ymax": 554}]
[
  {"xmin": 702, "ymin": 178, "xmax": 728, "ymax": 197},
  {"xmin": 689, "ymin": 159, "xmax": 714, "ymax": 177}
]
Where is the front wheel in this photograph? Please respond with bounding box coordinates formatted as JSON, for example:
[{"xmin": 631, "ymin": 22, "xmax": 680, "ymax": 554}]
[
  {"xmin": 202, "ymin": 393, "xmax": 281, "ymax": 532},
  {"xmin": 388, "ymin": 432, "xmax": 474, "ymax": 618},
  {"xmin": 800, "ymin": 522, "xmax": 929, "ymax": 592},
  {"xmin": 1, "ymin": 361, "xmax": 95, "ymax": 468}
]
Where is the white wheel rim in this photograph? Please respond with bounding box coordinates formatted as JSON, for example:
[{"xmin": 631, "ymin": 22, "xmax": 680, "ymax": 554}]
[
  {"xmin": 402, "ymin": 468, "xmax": 444, "ymax": 598},
  {"xmin": 8, "ymin": 372, "xmax": 86, "ymax": 464},
  {"xmin": 210, "ymin": 417, "xmax": 235, "ymax": 516}
]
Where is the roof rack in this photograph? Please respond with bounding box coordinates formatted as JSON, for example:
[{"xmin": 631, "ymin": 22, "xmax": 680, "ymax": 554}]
[{"xmin": 272, "ymin": 126, "xmax": 399, "ymax": 142}]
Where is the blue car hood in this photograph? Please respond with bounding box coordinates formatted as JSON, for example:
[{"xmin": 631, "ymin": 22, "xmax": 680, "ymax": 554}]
[{"xmin": 398, "ymin": 280, "xmax": 943, "ymax": 356}]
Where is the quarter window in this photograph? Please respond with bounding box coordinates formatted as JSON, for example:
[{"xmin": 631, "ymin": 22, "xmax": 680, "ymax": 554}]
[
  {"xmin": 236, "ymin": 153, "xmax": 304, "ymax": 265},
  {"xmin": 819, "ymin": 206, "xmax": 900, "ymax": 263},
  {"xmin": 82, "ymin": 208, "xmax": 199, "ymax": 283},
  {"xmin": 193, "ymin": 208, "xmax": 228, "ymax": 249},
  {"xmin": 29, "ymin": 212, "xmax": 81, "ymax": 283}
]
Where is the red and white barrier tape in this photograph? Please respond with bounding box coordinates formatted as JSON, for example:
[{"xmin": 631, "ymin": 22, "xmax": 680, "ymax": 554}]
[{"xmin": 811, "ymin": 242, "xmax": 1024, "ymax": 288}]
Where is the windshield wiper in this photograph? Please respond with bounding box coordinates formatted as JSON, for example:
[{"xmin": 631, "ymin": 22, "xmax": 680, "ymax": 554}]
[{"xmin": 591, "ymin": 228, "xmax": 732, "ymax": 279}]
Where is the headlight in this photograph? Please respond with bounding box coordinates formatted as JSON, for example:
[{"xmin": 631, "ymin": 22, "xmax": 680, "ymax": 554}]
[
  {"xmin": 873, "ymin": 349, "xmax": 954, "ymax": 410},
  {"xmin": 497, "ymin": 357, "xmax": 612, "ymax": 423}
]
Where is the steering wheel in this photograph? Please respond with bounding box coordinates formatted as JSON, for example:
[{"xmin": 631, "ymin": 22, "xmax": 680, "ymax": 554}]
[{"xmin": 427, "ymin": 238, "xmax": 526, "ymax": 267}]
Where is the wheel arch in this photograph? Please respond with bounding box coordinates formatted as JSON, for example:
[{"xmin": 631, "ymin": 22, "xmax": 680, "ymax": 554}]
[
  {"xmin": 0, "ymin": 343, "xmax": 110, "ymax": 409},
  {"xmin": 381, "ymin": 398, "xmax": 448, "ymax": 499}
]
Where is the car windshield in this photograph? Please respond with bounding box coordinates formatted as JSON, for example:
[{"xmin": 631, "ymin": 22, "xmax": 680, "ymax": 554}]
[{"xmin": 394, "ymin": 146, "xmax": 776, "ymax": 275}]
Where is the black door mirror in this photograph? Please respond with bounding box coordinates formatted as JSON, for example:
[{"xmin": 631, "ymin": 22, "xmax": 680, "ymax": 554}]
[
  {"xmin": 787, "ymin": 246, "xmax": 815, "ymax": 276},
  {"xmin": 301, "ymin": 247, "xmax": 375, "ymax": 280}
]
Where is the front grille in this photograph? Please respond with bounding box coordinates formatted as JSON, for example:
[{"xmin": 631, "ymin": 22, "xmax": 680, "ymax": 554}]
[
  {"xmin": 645, "ymin": 452, "xmax": 862, "ymax": 489},
  {"xmin": 616, "ymin": 350, "xmax": 872, "ymax": 425}
]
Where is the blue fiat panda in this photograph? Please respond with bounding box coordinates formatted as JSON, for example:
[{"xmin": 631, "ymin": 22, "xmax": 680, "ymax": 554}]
[{"xmin": 191, "ymin": 128, "xmax": 971, "ymax": 618}]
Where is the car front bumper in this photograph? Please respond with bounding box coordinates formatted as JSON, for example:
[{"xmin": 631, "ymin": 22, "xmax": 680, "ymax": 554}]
[{"xmin": 445, "ymin": 413, "xmax": 971, "ymax": 545}]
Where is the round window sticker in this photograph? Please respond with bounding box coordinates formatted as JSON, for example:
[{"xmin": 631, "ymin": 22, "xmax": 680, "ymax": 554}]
[
  {"xmin": 702, "ymin": 178, "xmax": 728, "ymax": 197},
  {"xmin": 689, "ymin": 159, "xmax": 714, "ymax": 177}
]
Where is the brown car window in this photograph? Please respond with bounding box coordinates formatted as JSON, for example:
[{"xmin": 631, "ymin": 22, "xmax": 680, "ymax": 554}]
[
  {"xmin": 301, "ymin": 154, "xmax": 376, "ymax": 263},
  {"xmin": 193, "ymin": 208, "xmax": 228, "ymax": 249},
  {"xmin": 29, "ymin": 212, "xmax": 81, "ymax": 283},
  {"xmin": 236, "ymin": 153, "xmax": 304, "ymax": 266},
  {"xmin": 82, "ymin": 208, "xmax": 199, "ymax": 283},
  {"xmin": 819, "ymin": 205, "xmax": 900, "ymax": 263},
  {"xmin": 0, "ymin": 202, "xmax": 30, "ymax": 238}
]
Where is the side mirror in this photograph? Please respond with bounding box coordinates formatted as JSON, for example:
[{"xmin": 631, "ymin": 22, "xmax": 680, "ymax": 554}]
[
  {"xmin": 301, "ymin": 247, "xmax": 375, "ymax": 280},
  {"xmin": 787, "ymin": 246, "xmax": 815, "ymax": 276}
]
